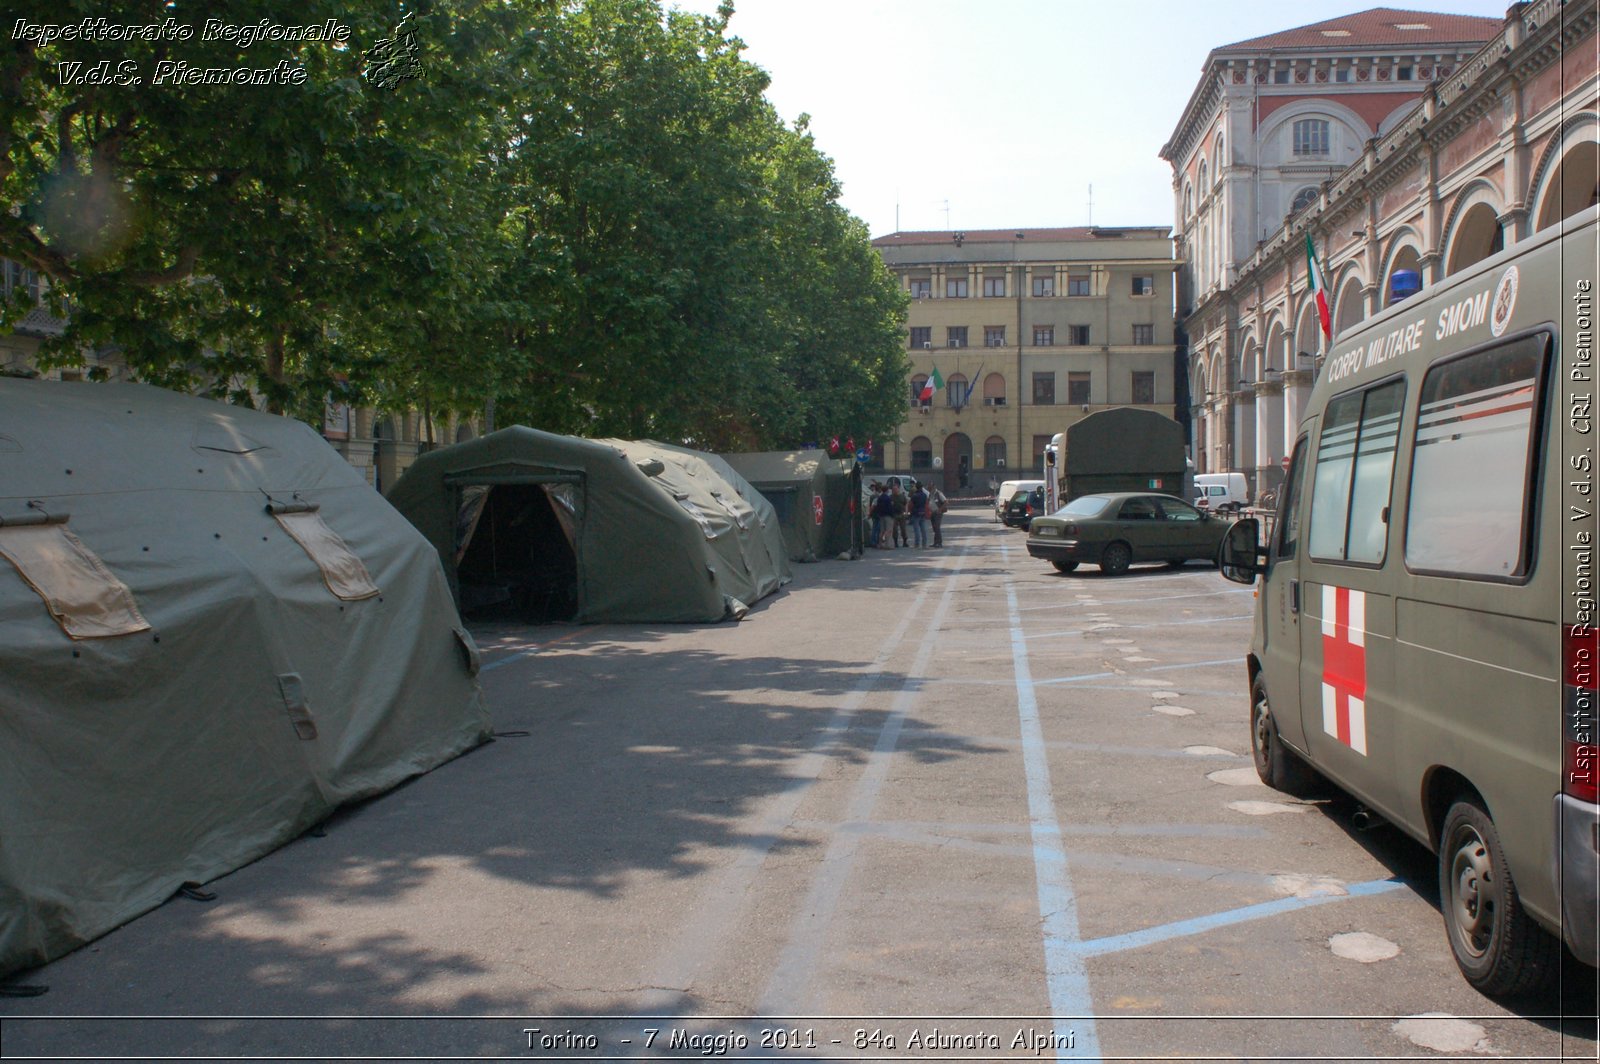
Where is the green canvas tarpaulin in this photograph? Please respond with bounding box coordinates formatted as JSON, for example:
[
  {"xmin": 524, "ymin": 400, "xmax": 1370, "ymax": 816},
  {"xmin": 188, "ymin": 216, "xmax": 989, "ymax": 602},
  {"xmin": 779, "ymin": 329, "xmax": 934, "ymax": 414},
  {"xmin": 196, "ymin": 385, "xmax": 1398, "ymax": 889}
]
[
  {"xmin": 386, "ymin": 427, "xmax": 791, "ymax": 623},
  {"xmin": 0, "ymin": 380, "xmax": 490, "ymax": 979},
  {"xmin": 719, "ymin": 450, "xmax": 861, "ymax": 562}
]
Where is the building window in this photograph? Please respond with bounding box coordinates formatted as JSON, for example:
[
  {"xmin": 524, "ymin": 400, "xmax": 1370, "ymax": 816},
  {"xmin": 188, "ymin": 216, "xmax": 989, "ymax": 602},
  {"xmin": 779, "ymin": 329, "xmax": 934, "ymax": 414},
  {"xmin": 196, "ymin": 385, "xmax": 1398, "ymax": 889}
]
[
  {"xmin": 910, "ymin": 326, "xmax": 931, "ymax": 349},
  {"xmin": 909, "ymin": 375, "xmax": 929, "ymax": 407},
  {"xmin": 1067, "ymin": 274, "xmax": 1090, "ymax": 297},
  {"xmin": 946, "ymin": 277, "xmax": 969, "ymax": 298},
  {"xmin": 1397, "ymin": 66, "xmax": 1413, "ymax": 81},
  {"xmin": 1032, "ymin": 275, "xmax": 1054, "ymax": 297},
  {"xmin": 910, "ymin": 437, "xmax": 933, "ymax": 469},
  {"xmin": 1335, "ymin": 67, "xmax": 1351, "ymax": 83},
  {"xmin": 1273, "ymin": 68, "xmax": 1290, "ymax": 84},
  {"xmin": 1032, "ymin": 435, "xmax": 1053, "ymax": 473},
  {"xmin": 983, "ymin": 276, "xmax": 1006, "ymax": 298},
  {"xmin": 982, "ymin": 372, "xmax": 1007, "ymax": 406},
  {"xmin": 1131, "ymin": 275, "xmax": 1154, "ymax": 296},
  {"xmin": 946, "ymin": 374, "xmax": 969, "ymax": 408},
  {"xmin": 985, "ymin": 326, "xmax": 1006, "ymax": 348},
  {"xmin": 1132, "ymin": 324, "xmax": 1154, "ymax": 345},
  {"xmin": 1068, "ymin": 324, "xmax": 1090, "ymax": 345},
  {"xmin": 1067, "ymin": 372, "xmax": 1091, "ymax": 405},
  {"xmin": 1032, "ymin": 372, "xmax": 1055, "ymax": 405},
  {"xmin": 1291, "ymin": 186, "xmax": 1319, "ymax": 214},
  {"xmin": 985, "ymin": 436, "xmax": 1007, "ymax": 468},
  {"xmin": 1132, "ymin": 371, "xmax": 1155, "ymax": 404},
  {"xmin": 909, "ymin": 278, "xmax": 931, "ymax": 298},
  {"xmin": 1033, "ymin": 325, "xmax": 1055, "ymax": 346},
  {"xmin": 1293, "ymin": 119, "xmax": 1330, "ymax": 156},
  {"xmin": 947, "ymin": 326, "xmax": 967, "ymax": 348}
]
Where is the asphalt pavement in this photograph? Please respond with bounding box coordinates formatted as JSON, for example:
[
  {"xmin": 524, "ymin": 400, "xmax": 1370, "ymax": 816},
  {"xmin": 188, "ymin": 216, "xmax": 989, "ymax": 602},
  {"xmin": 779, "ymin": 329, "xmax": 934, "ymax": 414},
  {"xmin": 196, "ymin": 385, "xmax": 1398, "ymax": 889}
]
[{"xmin": 2, "ymin": 511, "xmax": 1595, "ymax": 1062}]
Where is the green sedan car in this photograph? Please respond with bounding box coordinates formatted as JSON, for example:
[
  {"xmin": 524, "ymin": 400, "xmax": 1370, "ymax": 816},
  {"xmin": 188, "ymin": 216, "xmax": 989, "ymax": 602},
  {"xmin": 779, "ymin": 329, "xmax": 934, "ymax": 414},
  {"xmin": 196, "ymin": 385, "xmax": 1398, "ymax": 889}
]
[{"xmin": 1025, "ymin": 492, "xmax": 1231, "ymax": 575}]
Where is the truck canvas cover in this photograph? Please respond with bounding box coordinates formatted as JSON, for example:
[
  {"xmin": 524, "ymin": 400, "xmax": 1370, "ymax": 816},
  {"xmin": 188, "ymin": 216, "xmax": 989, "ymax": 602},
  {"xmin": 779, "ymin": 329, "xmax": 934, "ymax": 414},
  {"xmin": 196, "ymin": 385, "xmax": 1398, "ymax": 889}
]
[
  {"xmin": 0, "ymin": 380, "xmax": 490, "ymax": 979},
  {"xmin": 386, "ymin": 427, "xmax": 791, "ymax": 623}
]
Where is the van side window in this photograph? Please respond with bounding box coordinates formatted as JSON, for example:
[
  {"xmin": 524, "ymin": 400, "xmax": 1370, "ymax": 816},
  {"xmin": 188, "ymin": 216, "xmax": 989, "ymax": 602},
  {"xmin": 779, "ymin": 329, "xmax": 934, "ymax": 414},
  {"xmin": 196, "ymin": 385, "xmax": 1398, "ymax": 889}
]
[
  {"xmin": 1308, "ymin": 379, "xmax": 1405, "ymax": 565},
  {"xmin": 1405, "ymin": 334, "xmax": 1547, "ymax": 579},
  {"xmin": 1275, "ymin": 434, "xmax": 1310, "ymax": 560}
]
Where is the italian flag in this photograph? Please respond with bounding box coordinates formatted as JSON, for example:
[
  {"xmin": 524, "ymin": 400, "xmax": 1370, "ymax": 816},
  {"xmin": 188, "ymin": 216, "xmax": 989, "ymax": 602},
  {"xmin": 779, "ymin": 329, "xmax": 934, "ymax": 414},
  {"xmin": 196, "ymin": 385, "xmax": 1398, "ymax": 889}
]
[
  {"xmin": 1305, "ymin": 233, "xmax": 1332, "ymax": 340},
  {"xmin": 919, "ymin": 366, "xmax": 945, "ymax": 403}
]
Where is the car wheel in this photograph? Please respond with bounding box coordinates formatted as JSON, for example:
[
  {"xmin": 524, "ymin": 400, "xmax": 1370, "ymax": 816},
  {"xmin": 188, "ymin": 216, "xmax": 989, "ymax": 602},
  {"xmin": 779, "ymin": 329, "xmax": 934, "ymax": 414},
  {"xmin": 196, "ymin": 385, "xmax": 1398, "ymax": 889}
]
[
  {"xmin": 1099, "ymin": 541, "xmax": 1132, "ymax": 575},
  {"xmin": 1051, "ymin": 560, "xmax": 1079, "ymax": 573},
  {"xmin": 1250, "ymin": 674, "xmax": 1316, "ymax": 796},
  {"xmin": 1438, "ymin": 798, "xmax": 1560, "ymax": 998}
]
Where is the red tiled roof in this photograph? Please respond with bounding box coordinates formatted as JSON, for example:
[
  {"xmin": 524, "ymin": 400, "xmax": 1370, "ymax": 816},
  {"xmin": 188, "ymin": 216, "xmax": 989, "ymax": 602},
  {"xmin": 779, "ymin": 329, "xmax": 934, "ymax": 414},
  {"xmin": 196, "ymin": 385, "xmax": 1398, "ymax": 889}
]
[
  {"xmin": 1219, "ymin": 7, "xmax": 1501, "ymax": 52},
  {"xmin": 873, "ymin": 226, "xmax": 1162, "ymax": 247}
]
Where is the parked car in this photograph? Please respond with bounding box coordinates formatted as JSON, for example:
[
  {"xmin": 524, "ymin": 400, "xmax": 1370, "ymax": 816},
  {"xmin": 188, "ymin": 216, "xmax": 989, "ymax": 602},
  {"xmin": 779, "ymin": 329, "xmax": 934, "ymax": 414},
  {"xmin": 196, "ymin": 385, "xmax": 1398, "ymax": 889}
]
[
  {"xmin": 1025, "ymin": 491, "xmax": 1229, "ymax": 574},
  {"xmin": 1003, "ymin": 487, "xmax": 1045, "ymax": 529},
  {"xmin": 993, "ymin": 478, "xmax": 1043, "ymax": 522}
]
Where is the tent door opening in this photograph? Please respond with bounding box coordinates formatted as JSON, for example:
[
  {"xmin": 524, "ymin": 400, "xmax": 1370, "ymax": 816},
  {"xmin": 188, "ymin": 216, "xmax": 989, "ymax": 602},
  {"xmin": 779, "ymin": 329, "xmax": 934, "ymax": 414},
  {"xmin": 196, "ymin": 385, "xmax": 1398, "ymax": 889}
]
[{"xmin": 453, "ymin": 481, "xmax": 578, "ymax": 623}]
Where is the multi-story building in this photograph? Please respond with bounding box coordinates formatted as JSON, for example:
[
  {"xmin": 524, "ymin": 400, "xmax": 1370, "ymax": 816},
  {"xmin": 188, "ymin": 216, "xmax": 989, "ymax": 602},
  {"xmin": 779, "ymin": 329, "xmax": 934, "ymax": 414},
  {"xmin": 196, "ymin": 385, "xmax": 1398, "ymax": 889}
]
[
  {"xmin": 872, "ymin": 227, "xmax": 1178, "ymax": 495},
  {"xmin": 1163, "ymin": 1, "xmax": 1597, "ymax": 493}
]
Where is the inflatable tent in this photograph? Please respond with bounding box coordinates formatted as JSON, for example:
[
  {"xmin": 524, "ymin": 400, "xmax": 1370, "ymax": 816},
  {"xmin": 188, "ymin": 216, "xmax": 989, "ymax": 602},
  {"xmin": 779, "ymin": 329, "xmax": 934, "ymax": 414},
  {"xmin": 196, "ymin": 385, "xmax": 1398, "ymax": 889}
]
[
  {"xmin": 0, "ymin": 380, "xmax": 489, "ymax": 979},
  {"xmin": 386, "ymin": 427, "xmax": 791, "ymax": 623},
  {"xmin": 719, "ymin": 450, "xmax": 861, "ymax": 562}
]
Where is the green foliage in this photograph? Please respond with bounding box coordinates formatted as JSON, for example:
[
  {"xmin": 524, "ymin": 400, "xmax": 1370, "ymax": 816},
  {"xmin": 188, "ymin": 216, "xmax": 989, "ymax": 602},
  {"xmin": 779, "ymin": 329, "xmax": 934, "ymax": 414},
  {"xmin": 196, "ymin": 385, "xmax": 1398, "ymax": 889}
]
[{"xmin": 1, "ymin": 0, "xmax": 906, "ymax": 446}]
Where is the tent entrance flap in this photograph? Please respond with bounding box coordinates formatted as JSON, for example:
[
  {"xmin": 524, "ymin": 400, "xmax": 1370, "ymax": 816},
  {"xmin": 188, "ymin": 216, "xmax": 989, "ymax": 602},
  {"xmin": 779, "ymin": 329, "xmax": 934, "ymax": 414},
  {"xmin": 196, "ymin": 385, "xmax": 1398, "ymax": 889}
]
[{"xmin": 454, "ymin": 483, "xmax": 578, "ymax": 623}]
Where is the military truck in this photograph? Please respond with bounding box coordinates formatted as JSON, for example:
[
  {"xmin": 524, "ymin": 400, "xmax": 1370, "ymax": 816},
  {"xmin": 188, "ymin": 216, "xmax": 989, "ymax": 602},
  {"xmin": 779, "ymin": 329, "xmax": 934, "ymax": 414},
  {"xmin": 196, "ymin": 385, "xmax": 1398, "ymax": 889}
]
[{"xmin": 1041, "ymin": 408, "xmax": 1190, "ymax": 515}]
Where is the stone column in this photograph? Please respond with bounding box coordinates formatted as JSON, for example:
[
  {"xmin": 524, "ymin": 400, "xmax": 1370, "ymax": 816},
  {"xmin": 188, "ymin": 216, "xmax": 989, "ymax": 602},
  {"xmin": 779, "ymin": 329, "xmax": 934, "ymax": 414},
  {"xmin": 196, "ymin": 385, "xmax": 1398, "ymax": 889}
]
[
  {"xmin": 1252, "ymin": 379, "xmax": 1285, "ymax": 496},
  {"xmin": 1231, "ymin": 387, "xmax": 1256, "ymax": 474}
]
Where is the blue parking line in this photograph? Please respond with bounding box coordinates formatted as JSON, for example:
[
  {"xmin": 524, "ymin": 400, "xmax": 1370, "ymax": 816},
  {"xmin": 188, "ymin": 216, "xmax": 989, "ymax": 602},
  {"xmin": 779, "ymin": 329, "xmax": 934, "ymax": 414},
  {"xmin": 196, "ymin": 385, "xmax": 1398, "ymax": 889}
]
[
  {"xmin": 1069, "ymin": 878, "xmax": 1407, "ymax": 959},
  {"xmin": 1006, "ymin": 579, "xmax": 1103, "ymax": 1063}
]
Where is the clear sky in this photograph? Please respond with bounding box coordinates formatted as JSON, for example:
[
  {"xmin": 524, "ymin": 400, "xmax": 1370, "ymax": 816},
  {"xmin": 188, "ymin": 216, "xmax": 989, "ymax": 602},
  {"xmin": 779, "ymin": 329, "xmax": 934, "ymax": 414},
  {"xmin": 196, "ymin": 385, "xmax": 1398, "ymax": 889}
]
[{"xmin": 673, "ymin": 0, "xmax": 1515, "ymax": 237}]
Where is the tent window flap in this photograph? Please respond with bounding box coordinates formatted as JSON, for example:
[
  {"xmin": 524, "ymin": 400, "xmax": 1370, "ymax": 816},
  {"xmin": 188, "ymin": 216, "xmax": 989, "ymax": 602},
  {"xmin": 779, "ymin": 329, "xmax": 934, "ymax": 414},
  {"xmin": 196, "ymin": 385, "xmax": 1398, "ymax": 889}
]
[
  {"xmin": 273, "ymin": 510, "xmax": 381, "ymax": 601},
  {"xmin": 0, "ymin": 522, "xmax": 151, "ymax": 639}
]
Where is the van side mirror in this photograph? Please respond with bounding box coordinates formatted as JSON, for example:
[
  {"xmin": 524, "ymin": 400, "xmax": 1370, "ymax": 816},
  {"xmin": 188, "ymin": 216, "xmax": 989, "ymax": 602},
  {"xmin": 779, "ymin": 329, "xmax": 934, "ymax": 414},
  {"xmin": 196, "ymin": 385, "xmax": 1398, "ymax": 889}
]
[{"xmin": 1219, "ymin": 518, "xmax": 1263, "ymax": 584}]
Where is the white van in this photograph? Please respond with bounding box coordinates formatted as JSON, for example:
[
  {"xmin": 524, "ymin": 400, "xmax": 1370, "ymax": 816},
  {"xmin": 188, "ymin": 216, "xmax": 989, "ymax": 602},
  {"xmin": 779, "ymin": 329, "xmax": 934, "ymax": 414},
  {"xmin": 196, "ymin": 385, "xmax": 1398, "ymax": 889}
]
[
  {"xmin": 1220, "ymin": 206, "xmax": 1598, "ymax": 996},
  {"xmin": 1193, "ymin": 472, "xmax": 1248, "ymax": 513},
  {"xmin": 993, "ymin": 479, "xmax": 1042, "ymax": 522}
]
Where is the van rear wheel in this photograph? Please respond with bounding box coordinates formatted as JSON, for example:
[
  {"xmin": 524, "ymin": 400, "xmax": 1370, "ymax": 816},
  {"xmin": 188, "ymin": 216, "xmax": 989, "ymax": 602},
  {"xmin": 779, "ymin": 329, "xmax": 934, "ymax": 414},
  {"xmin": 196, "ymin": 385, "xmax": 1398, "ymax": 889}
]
[
  {"xmin": 1250, "ymin": 675, "xmax": 1316, "ymax": 796},
  {"xmin": 1439, "ymin": 799, "xmax": 1560, "ymax": 998}
]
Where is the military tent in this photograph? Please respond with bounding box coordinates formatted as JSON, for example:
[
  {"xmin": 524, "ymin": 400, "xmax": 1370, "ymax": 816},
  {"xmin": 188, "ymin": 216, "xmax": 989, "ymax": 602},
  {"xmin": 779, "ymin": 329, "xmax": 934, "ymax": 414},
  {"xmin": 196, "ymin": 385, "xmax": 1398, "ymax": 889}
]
[
  {"xmin": 719, "ymin": 450, "xmax": 862, "ymax": 562},
  {"xmin": 0, "ymin": 380, "xmax": 490, "ymax": 979},
  {"xmin": 386, "ymin": 427, "xmax": 790, "ymax": 623}
]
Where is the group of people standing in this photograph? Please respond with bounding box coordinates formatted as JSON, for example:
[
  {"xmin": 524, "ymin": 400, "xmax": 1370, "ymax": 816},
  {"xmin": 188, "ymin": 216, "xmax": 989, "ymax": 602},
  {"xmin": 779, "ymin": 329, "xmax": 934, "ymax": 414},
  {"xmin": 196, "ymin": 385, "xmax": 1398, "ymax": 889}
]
[{"xmin": 868, "ymin": 477, "xmax": 948, "ymax": 549}]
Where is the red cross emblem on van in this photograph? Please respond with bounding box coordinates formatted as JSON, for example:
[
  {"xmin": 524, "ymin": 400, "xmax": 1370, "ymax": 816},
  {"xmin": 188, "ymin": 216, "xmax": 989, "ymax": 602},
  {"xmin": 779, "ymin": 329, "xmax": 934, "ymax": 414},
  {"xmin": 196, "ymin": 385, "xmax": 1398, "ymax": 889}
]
[{"xmin": 1320, "ymin": 585, "xmax": 1368, "ymax": 755}]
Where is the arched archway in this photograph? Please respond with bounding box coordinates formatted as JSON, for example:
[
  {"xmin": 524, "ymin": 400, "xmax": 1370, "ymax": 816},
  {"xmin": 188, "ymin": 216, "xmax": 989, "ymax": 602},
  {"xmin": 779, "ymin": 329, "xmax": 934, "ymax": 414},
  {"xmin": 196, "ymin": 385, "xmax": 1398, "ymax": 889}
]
[
  {"xmin": 1532, "ymin": 115, "xmax": 1600, "ymax": 231},
  {"xmin": 1380, "ymin": 230, "xmax": 1425, "ymax": 304},
  {"xmin": 909, "ymin": 435, "xmax": 933, "ymax": 474},
  {"xmin": 942, "ymin": 432, "xmax": 973, "ymax": 493},
  {"xmin": 1442, "ymin": 183, "xmax": 1506, "ymax": 276},
  {"xmin": 1332, "ymin": 269, "xmax": 1366, "ymax": 336}
]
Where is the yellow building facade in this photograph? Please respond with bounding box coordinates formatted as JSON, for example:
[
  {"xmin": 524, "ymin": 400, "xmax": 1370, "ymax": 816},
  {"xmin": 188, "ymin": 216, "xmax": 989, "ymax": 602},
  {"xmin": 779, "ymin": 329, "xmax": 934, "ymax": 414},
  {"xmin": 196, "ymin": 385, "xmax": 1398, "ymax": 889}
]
[{"xmin": 872, "ymin": 227, "xmax": 1178, "ymax": 496}]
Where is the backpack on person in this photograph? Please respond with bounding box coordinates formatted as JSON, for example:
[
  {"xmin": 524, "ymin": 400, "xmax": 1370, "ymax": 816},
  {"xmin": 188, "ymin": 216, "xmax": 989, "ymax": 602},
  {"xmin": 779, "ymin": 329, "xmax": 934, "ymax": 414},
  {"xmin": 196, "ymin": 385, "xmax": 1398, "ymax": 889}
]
[{"xmin": 933, "ymin": 489, "xmax": 949, "ymax": 515}]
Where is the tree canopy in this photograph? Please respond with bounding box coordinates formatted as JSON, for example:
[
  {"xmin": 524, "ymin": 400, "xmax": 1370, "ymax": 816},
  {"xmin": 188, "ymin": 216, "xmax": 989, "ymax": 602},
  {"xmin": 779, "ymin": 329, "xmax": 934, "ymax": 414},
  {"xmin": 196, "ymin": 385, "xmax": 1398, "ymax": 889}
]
[{"xmin": 0, "ymin": 0, "xmax": 907, "ymax": 449}]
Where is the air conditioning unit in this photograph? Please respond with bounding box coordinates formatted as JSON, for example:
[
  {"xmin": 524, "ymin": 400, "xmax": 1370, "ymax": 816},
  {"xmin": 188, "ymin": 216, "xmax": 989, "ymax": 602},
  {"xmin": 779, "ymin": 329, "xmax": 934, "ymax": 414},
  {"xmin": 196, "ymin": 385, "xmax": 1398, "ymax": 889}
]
[
  {"xmin": 984, "ymin": 397, "xmax": 1007, "ymax": 407},
  {"xmin": 922, "ymin": 341, "xmax": 932, "ymax": 349}
]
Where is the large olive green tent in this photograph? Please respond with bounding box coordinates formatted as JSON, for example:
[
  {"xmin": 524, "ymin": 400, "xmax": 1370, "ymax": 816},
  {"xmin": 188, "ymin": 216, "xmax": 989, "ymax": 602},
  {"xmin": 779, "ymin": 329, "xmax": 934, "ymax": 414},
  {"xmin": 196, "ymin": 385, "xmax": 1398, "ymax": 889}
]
[
  {"xmin": 719, "ymin": 450, "xmax": 862, "ymax": 562},
  {"xmin": 386, "ymin": 427, "xmax": 791, "ymax": 623},
  {"xmin": 0, "ymin": 380, "xmax": 489, "ymax": 979}
]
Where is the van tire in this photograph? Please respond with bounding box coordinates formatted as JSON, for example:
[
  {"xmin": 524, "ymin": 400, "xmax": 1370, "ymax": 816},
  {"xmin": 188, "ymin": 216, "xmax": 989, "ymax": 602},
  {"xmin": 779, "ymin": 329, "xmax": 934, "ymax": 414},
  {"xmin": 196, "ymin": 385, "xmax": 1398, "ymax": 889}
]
[
  {"xmin": 1100, "ymin": 541, "xmax": 1132, "ymax": 575},
  {"xmin": 1250, "ymin": 675, "xmax": 1316, "ymax": 796},
  {"xmin": 1051, "ymin": 560, "xmax": 1079, "ymax": 573},
  {"xmin": 1438, "ymin": 799, "xmax": 1560, "ymax": 998}
]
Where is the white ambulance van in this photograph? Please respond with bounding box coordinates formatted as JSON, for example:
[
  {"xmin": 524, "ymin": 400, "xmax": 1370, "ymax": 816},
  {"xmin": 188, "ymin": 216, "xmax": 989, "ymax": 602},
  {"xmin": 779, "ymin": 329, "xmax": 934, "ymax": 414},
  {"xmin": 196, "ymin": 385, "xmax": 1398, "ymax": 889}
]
[{"xmin": 1220, "ymin": 206, "xmax": 1598, "ymax": 996}]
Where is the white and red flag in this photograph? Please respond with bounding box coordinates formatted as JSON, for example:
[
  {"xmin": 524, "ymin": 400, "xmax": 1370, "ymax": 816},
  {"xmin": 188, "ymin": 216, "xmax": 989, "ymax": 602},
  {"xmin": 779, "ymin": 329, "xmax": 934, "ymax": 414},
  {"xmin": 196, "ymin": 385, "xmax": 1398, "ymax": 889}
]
[
  {"xmin": 1305, "ymin": 233, "xmax": 1332, "ymax": 340},
  {"xmin": 1321, "ymin": 585, "xmax": 1367, "ymax": 755}
]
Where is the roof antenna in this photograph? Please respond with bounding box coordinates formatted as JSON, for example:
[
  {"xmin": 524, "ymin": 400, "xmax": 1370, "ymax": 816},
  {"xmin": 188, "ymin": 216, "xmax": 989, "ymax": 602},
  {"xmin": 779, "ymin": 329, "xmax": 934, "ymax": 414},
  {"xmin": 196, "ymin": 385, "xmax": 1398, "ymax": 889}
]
[{"xmin": 1087, "ymin": 184, "xmax": 1094, "ymax": 226}]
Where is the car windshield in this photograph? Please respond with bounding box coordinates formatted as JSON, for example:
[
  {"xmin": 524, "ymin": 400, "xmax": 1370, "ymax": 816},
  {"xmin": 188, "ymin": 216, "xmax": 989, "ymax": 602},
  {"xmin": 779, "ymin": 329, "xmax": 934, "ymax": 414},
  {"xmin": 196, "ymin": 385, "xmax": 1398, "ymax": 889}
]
[{"xmin": 1058, "ymin": 495, "xmax": 1108, "ymax": 517}]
